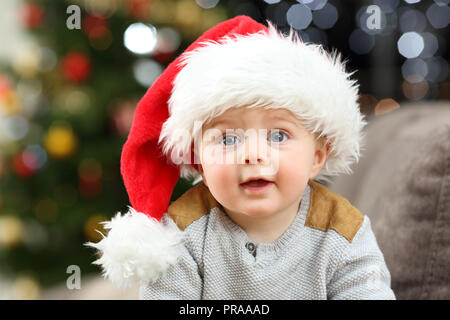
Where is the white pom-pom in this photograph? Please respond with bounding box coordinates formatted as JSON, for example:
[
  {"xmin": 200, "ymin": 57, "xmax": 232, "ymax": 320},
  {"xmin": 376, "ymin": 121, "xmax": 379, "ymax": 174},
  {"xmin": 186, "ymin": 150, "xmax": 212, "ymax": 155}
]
[{"xmin": 85, "ymin": 207, "xmax": 184, "ymax": 288}]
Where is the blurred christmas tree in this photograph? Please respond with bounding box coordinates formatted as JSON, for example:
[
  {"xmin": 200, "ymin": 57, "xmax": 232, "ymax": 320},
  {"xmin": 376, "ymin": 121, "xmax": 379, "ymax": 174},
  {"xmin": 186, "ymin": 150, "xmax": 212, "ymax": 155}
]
[{"xmin": 0, "ymin": 0, "xmax": 230, "ymax": 298}]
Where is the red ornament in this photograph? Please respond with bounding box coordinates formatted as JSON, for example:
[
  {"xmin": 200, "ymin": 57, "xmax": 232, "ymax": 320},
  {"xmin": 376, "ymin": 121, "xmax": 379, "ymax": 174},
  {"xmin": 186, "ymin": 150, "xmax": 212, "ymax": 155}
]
[
  {"xmin": 12, "ymin": 151, "xmax": 37, "ymax": 178},
  {"xmin": 19, "ymin": 3, "xmax": 45, "ymax": 29},
  {"xmin": 127, "ymin": 0, "xmax": 152, "ymax": 20},
  {"xmin": 82, "ymin": 14, "xmax": 109, "ymax": 39},
  {"xmin": 110, "ymin": 100, "xmax": 136, "ymax": 137},
  {"xmin": 78, "ymin": 160, "xmax": 102, "ymax": 198},
  {"xmin": 61, "ymin": 52, "xmax": 92, "ymax": 83}
]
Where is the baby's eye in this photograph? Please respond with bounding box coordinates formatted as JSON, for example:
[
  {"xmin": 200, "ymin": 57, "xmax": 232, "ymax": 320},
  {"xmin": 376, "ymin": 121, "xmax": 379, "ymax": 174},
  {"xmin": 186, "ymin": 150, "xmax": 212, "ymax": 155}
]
[
  {"xmin": 269, "ymin": 130, "xmax": 288, "ymax": 143},
  {"xmin": 222, "ymin": 134, "xmax": 241, "ymax": 146}
]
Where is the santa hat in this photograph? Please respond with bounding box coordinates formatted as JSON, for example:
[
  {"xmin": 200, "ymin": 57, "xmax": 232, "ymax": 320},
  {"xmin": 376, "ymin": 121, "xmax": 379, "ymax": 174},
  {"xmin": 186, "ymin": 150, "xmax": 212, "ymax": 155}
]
[{"xmin": 86, "ymin": 15, "xmax": 366, "ymax": 288}]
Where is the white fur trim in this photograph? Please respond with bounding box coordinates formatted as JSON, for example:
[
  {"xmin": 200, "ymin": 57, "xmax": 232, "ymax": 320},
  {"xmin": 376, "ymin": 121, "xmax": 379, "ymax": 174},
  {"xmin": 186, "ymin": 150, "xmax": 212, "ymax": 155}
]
[
  {"xmin": 85, "ymin": 207, "xmax": 184, "ymax": 288},
  {"xmin": 159, "ymin": 21, "xmax": 366, "ymax": 182}
]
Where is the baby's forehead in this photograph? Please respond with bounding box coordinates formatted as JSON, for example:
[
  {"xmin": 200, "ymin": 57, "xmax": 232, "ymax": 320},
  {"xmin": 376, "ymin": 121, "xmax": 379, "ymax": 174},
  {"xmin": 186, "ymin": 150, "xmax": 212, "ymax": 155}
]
[{"xmin": 206, "ymin": 107, "xmax": 299, "ymax": 128}]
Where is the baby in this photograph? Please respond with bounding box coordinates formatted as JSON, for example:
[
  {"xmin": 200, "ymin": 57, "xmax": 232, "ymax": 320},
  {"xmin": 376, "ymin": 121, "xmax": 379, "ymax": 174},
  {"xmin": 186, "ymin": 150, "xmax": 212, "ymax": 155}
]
[{"xmin": 87, "ymin": 16, "xmax": 396, "ymax": 300}]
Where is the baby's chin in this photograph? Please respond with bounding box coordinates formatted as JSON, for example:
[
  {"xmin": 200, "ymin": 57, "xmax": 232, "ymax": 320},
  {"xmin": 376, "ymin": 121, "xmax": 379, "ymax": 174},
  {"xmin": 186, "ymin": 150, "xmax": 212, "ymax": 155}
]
[{"xmin": 228, "ymin": 204, "xmax": 279, "ymax": 218}]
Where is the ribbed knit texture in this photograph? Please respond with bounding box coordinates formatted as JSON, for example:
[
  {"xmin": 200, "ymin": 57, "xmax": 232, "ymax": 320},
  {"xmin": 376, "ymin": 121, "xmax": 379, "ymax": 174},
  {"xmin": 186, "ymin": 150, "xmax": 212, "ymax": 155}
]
[{"xmin": 140, "ymin": 184, "xmax": 396, "ymax": 300}]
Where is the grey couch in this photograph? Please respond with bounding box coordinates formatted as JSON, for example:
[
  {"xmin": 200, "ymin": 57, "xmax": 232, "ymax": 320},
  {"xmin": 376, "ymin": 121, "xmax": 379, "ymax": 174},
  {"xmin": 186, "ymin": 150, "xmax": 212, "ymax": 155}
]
[{"xmin": 329, "ymin": 101, "xmax": 450, "ymax": 300}]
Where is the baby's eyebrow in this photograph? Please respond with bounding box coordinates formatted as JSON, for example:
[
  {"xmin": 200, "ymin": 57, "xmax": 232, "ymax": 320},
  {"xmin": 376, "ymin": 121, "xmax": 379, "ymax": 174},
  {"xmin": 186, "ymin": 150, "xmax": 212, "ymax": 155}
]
[
  {"xmin": 269, "ymin": 115, "xmax": 299, "ymax": 126},
  {"xmin": 208, "ymin": 115, "xmax": 298, "ymax": 128},
  {"xmin": 208, "ymin": 119, "xmax": 238, "ymax": 128}
]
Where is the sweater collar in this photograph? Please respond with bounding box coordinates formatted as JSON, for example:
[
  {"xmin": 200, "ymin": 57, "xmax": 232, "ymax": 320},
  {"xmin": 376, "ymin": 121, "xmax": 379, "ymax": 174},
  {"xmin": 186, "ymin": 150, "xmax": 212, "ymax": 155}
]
[{"xmin": 216, "ymin": 183, "xmax": 311, "ymax": 256}]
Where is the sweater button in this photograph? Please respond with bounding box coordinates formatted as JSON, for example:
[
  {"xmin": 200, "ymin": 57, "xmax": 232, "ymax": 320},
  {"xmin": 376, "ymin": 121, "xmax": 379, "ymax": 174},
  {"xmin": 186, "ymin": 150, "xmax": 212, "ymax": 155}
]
[{"xmin": 245, "ymin": 242, "xmax": 256, "ymax": 254}]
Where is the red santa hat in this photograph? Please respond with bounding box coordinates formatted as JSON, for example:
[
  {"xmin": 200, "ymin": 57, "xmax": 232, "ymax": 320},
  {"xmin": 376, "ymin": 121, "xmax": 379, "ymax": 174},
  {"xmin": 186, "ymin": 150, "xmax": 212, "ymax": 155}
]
[{"xmin": 86, "ymin": 15, "xmax": 366, "ymax": 288}]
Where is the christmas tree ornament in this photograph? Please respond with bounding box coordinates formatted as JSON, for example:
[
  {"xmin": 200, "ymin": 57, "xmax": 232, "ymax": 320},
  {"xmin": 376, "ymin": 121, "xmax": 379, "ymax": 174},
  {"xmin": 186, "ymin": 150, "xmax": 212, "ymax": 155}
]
[
  {"xmin": 82, "ymin": 14, "xmax": 109, "ymax": 39},
  {"xmin": 12, "ymin": 150, "xmax": 37, "ymax": 178},
  {"xmin": 12, "ymin": 47, "xmax": 42, "ymax": 79},
  {"xmin": 84, "ymin": 214, "xmax": 108, "ymax": 242},
  {"xmin": 43, "ymin": 124, "xmax": 78, "ymax": 159},
  {"xmin": 85, "ymin": 0, "xmax": 118, "ymax": 18},
  {"xmin": 37, "ymin": 47, "xmax": 58, "ymax": 73},
  {"xmin": 0, "ymin": 75, "xmax": 21, "ymax": 116},
  {"xmin": 34, "ymin": 198, "xmax": 58, "ymax": 222},
  {"xmin": 78, "ymin": 158, "xmax": 103, "ymax": 198},
  {"xmin": 19, "ymin": 2, "xmax": 45, "ymax": 29},
  {"xmin": 12, "ymin": 275, "xmax": 40, "ymax": 300},
  {"xmin": 109, "ymin": 99, "xmax": 136, "ymax": 137},
  {"xmin": 0, "ymin": 215, "xmax": 23, "ymax": 248},
  {"xmin": 126, "ymin": 0, "xmax": 152, "ymax": 20},
  {"xmin": 61, "ymin": 52, "xmax": 92, "ymax": 84},
  {"xmin": 55, "ymin": 87, "xmax": 91, "ymax": 115}
]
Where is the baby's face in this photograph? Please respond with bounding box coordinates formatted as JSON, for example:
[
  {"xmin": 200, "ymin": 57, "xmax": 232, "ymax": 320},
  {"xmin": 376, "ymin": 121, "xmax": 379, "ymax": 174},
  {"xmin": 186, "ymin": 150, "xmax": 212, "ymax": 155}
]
[{"xmin": 196, "ymin": 106, "xmax": 328, "ymax": 218}]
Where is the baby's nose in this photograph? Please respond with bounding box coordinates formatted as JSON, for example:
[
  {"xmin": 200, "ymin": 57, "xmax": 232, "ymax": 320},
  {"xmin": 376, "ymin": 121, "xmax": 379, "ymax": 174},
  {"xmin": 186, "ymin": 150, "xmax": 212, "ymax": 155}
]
[{"xmin": 243, "ymin": 133, "xmax": 269, "ymax": 165}]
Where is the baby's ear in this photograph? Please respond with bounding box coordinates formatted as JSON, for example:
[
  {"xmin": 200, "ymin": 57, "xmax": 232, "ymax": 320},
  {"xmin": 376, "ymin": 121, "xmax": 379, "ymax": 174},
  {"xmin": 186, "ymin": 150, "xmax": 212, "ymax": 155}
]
[
  {"xmin": 310, "ymin": 137, "xmax": 331, "ymax": 179},
  {"xmin": 191, "ymin": 145, "xmax": 208, "ymax": 186}
]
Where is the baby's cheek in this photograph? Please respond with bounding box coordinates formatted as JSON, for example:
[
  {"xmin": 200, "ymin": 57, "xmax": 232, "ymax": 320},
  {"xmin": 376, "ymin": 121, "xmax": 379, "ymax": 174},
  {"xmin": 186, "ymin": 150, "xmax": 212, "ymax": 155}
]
[
  {"xmin": 205, "ymin": 164, "xmax": 233, "ymax": 189},
  {"xmin": 277, "ymin": 153, "xmax": 310, "ymax": 186},
  {"xmin": 204, "ymin": 164, "xmax": 237, "ymax": 206}
]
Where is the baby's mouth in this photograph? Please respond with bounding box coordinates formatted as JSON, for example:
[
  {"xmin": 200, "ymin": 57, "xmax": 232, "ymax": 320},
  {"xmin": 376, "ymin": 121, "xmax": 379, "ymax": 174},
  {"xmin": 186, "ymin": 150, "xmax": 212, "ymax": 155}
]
[
  {"xmin": 239, "ymin": 179, "xmax": 274, "ymax": 193},
  {"xmin": 240, "ymin": 179, "xmax": 272, "ymax": 187}
]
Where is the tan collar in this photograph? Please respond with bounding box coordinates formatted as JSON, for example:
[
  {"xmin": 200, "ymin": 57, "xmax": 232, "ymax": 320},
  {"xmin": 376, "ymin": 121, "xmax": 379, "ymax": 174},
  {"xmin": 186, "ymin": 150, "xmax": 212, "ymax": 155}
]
[{"xmin": 167, "ymin": 180, "xmax": 363, "ymax": 243}]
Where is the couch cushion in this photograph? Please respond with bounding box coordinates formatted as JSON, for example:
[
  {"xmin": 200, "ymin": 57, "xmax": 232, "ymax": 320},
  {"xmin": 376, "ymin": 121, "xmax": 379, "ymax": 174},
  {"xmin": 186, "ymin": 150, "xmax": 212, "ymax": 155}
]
[{"xmin": 328, "ymin": 101, "xmax": 450, "ymax": 300}]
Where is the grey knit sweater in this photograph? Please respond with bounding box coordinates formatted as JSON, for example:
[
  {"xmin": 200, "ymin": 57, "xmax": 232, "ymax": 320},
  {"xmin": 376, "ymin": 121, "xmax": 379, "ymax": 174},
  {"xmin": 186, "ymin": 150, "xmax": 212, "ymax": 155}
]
[{"xmin": 140, "ymin": 184, "xmax": 396, "ymax": 300}]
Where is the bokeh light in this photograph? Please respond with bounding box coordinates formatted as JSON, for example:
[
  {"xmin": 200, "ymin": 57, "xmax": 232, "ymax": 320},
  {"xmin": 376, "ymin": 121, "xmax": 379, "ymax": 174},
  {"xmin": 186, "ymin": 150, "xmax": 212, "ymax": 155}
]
[
  {"xmin": 373, "ymin": 0, "xmax": 399, "ymax": 13},
  {"xmin": 349, "ymin": 29, "xmax": 375, "ymax": 55},
  {"xmin": 38, "ymin": 47, "xmax": 57, "ymax": 73},
  {"xmin": 266, "ymin": 1, "xmax": 290, "ymax": 26},
  {"xmin": 124, "ymin": 23, "xmax": 158, "ymax": 55},
  {"xmin": 397, "ymin": 32, "xmax": 424, "ymax": 58},
  {"xmin": 35, "ymin": 198, "xmax": 58, "ymax": 222},
  {"xmin": 398, "ymin": 8, "xmax": 427, "ymax": 33},
  {"xmin": 374, "ymin": 98, "xmax": 400, "ymax": 116},
  {"xmin": 312, "ymin": 3, "xmax": 338, "ymax": 29},
  {"xmin": 195, "ymin": 0, "xmax": 220, "ymax": 9},
  {"xmin": 303, "ymin": 27, "xmax": 328, "ymax": 45},
  {"xmin": 0, "ymin": 215, "xmax": 23, "ymax": 248},
  {"xmin": 425, "ymin": 56, "xmax": 449, "ymax": 82},
  {"xmin": 1, "ymin": 115, "xmax": 29, "ymax": 141},
  {"xmin": 402, "ymin": 58, "xmax": 428, "ymax": 83},
  {"xmin": 303, "ymin": 0, "xmax": 328, "ymax": 11},
  {"xmin": 154, "ymin": 27, "xmax": 181, "ymax": 54},
  {"xmin": 286, "ymin": 3, "xmax": 312, "ymax": 30},
  {"xmin": 133, "ymin": 59, "xmax": 163, "ymax": 87},
  {"xmin": 402, "ymin": 77, "xmax": 429, "ymax": 100},
  {"xmin": 419, "ymin": 32, "xmax": 439, "ymax": 58},
  {"xmin": 426, "ymin": 3, "xmax": 450, "ymax": 29},
  {"xmin": 23, "ymin": 144, "xmax": 47, "ymax": 171}
]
